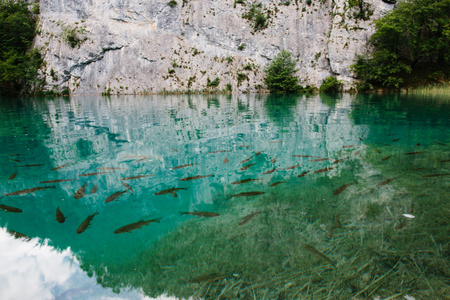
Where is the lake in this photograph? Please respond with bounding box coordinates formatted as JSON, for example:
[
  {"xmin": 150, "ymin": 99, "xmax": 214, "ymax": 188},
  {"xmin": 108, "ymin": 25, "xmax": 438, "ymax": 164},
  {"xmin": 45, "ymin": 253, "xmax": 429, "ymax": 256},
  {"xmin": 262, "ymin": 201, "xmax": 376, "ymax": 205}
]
[{"xmin": 0, "ymin": 93, "xmax": 449, "ymax": 299}]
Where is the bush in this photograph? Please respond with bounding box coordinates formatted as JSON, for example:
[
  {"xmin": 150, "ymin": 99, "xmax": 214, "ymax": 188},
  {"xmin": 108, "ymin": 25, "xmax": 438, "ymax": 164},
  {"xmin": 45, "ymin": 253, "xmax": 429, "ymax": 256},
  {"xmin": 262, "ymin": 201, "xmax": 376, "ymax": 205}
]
[
  {"xmin": 206, "ymin": 77, "xmax": 220, "ymax": 88},
  {"xmin": 242, "ymin": 3, "xmax": 268, "ymax": 31},
  {"xmin": 264, "ymin": 50, "xmax": 301, "ymax": 94},
  {"xmin": 238, "ymin": 44, "xmax": 246, "ymax": 51},
  {"xmin": 167, "ymin": 0, "xmax": 177, "ymax": 8},
  {"xmin": 319, "ymin": 76, "xmax": 343, "ymax": 93}
]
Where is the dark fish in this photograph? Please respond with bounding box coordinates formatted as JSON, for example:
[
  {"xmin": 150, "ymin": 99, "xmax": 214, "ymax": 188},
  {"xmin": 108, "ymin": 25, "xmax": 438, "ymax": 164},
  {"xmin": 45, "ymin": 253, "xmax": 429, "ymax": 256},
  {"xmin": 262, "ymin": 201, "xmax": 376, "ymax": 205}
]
[
  {"xmin": 381, "ymin": 143, "xmax": 391, "ymax": 146},
  {"xmin": 292, "ymin": 155, "xmax": 318, "ymax": 158},
  {"xmin": 90, "ymin": 185, "xmax": 98, "ymax": 194},
  {"xmin": 301, "ymin": 243, "xmax": 335, "ymax": 266},
  {"xmin": 392, "ymin": 139, "xmax": 401, "ymax": 142},
  {"xmin": 231, "ymin": 191, "xmax": 265, "ymax": 197},
  {"xmin": 18, "ymin": 164, "xmax": 44, "ymax": 167},
  {"xmin": 240, "ymin": 164, "xmax": 255, "ymax": 171},
  {"xmin": 56, "ymin": 206, "xmax": 66, "ymax": 223},
  {"xmin": 223, "ymin": 157, "xmax": 229, "ymax": 164},
  {"xmin": 0, "ymin": 204, "xmax": 23, "ymax": 213},
  {"xmin": 5, "ymin": 186, "xmax": 56, "ymax": 196},
  {"xmin": 105, "ymin": 190, "xmax": 128, "ymax": 203},
  {"xmin": 78, "ymin": 171, "xmax": 112, "ymax": 177},
  {"xmin": 381, "ymin": 155, "xmax": 393, "ymax": 161},
  {"xmin": 332, "ymin": 183, "xmax": 354, "ymax": 195},
  {"xmin": 298, "ymin": 171, "xmax": 309, "ymax": 177},
  {"xmin": 342, "ymin": 145, "xmax": 356, "ymax": 148},
  {"xmin": 135, "ymin": 156, "xmax": 150, "ymax": 162},
  {"xmin": 180, "ymin": 211, "xmax": 220, "ymax": 217},
  {"xmin": 231, "ymin": 178, "xmax": 259, "ymax": 185},
  {"xmin": 377, "ymin": 177, "xmax": 396, "ymax": 186},
  {"xmin": 179, "ymin": 175, "xmax": 214, "ymax": 181},
  {"xmin": 285, "ymin": 164, "xmax": 302, "ymax": 170},
  {"xmin": 309, "ymin": 158, "xmax": 329, "ymax": 162},
  {"xmin": 404, "ymin": 152, "xmax": 424, "ymax": 155},
  {"xmin": 114, "ymin": 217, "xmax": 162, "ymax": 234},
  {"xmin": 119, "ymin": 175, "xmax": 154, "ymax": 180},
  {"xmin": 359, "ymin": 138, "xmax": 364, "ymax": 141},
  {"xmin": 238, "ymin": 211, "xmax": 263, "ymax": 225},
  {"xmin": 189, "ymin": 273, "xmax": 226, "ymax": 284},
  {"xmin": 155, "ymin": 187, "xmax": 188, "ymax": 197},
  {"xmin": 209, "ymin": 150, "xmax": 232, "ymax": 153},
  {"xmin": 433, "ymin": 141, "xmax": 446, "ymax": 146},
  {"xmin": 74, "ymin": 184, "xmax": 87, "ymax": 199},
  {"xmin": 8, "ymin": 154, "xmax": 23, "ymax": 156},
  {"xmin": 40, "ymin": 179, "xmax": 77, "ymax": 184},
  {"xmin": 354, "ymin": 150, "xmax": 361, "ymax": 155},
  {"xmin": 8, "ymin": 172, "xmax": 17, "ymax": 180},
  {"xmin": 97, "ymin": 167, "xmax": 128, "ymax": 171},
  {"xmin": 422, "ymin": 174, "xmax": 449, "ymax": 178},
  {"xmin": 438, "ymin": 159, "xmax": 450, "ymax": 163},
  {"xmin": 270, "ymin": 182, "xmax": 284, "ymax": 187},
  {"xmin": 314, "ymin": 167, "xmax": 334, "ymax": 173},
  {"xmin": 262, "ymin": 168, "xmax": 277, "ymax": 174},
  {"xmin": 238, "ymin": 145, "xmax": 250, "ymax": 148},
  {"xmin": 333, "ymin": 159, "xmax": 345, "ymax": 164},
  {"xmin": 7, "ymin": 230, "xmax": 30, "ymax": 241},
  {"xmin": 122, "ymin": 182, "xmax": 133, "ymax": 194},
  {"xmin": 76, "ymin": 212, "xmax": 99, "ymax": 234},
  {"xmin": 170, "ymin": 163, "xmax": 198, "ymax": 170},
  {"xmin": 416, "ymin": 143, "xmax": 420, "ymax": 146},
  {"xmin": 171, "ymin": 148, "xmax": 178, "ymax": 152},
  {"xmin": 255, "ymin": 151, "xmax": 262, "ymax": 155},
  {"xmin": 271, "ymin": 157, "xmax": 277, "ymax": 163},
  {"xmin": 51, "ymin": 162, "xmax": 75, "ymax": 171},
  {"xmin": 240, "ymin": 157, "xmax": 252, "ymax": 164},
  {"xmin": 10, "ymin": 159, "xmax": 20, "ymax": 162},
  {"xmin": 373, "ymin": 148, "xmax": 381, "ymax": 153}
]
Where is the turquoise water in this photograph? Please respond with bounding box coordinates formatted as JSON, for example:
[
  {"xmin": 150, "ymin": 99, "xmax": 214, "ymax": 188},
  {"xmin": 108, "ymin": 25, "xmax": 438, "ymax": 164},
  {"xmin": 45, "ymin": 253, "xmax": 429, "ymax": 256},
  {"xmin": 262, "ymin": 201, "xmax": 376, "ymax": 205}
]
[{"xmin": 0, "ymin": 94, "xmax": 449, "ymax": 299}]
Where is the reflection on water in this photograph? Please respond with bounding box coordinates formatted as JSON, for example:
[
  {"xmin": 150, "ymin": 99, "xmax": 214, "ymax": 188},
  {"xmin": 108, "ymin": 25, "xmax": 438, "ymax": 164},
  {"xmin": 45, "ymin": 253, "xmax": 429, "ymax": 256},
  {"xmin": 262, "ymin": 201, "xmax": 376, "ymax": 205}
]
[{"xmin": 0, "ymin": 94, "xmax": 449, "ymax": 299}]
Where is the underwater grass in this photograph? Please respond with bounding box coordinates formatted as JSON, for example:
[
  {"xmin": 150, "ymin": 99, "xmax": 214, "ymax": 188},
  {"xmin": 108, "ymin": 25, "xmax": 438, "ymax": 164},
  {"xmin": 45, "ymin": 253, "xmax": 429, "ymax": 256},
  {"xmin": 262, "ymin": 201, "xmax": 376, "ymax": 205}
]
[{"xmin": 94, "ymin": 144, "xmax": 449, "ymax": 299}]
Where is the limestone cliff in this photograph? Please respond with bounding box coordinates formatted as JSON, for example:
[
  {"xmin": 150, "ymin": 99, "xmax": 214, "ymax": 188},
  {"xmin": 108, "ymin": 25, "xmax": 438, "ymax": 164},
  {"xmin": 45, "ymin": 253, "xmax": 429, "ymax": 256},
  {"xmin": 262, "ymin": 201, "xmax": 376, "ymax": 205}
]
[{"xmin": 34, "ymin": 0, "xmax": 395, "ymax": 95}]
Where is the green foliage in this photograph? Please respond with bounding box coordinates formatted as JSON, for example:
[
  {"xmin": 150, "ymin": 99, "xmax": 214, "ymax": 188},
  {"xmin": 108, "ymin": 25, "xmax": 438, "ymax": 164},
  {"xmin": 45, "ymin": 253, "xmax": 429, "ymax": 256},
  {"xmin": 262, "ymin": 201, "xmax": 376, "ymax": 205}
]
[
  {"xmin": 306, "ymin": 0, "xmax": 312, "ymax": 6},
  {"xmin": 237, "ymin": 72, "xmax": 249, "ymax": 86},
  {"xmin": 264, "ymin": 50, "xmax": 301, "ymax": 94},
  {"xmin": 242, "ymin": 2, "xmax": 268, "ymax": 31},
  {"xmin": 224, "ymin": 83, "xmax": 232, "ymax": 92},
  {"xmin": 167, "ymin": 0, "xmax": 177, "ymax": 8},
  {"xmin": 62, "ymin": 25, "xmax": 86, "ymax": 48},
  {"xmin": 348, "ymin": 0, "xmax": 373, "ymax": 21},
  {"xmin": 206, "ymin": 77, "xmax": 220, "ymax": 88},
  {"xmin": 351, "ymin": 0, "xmax": 450, "ymax": 90},
  {"xmin": 237, "ymin": 44, "xmax": 246, "ymax": 51},
  {"xmin": 319, "ymin": 76, "xmax": 343, "ymax": 93},
  {"xmin": 0, "ymin": 0, "xmax": 42, "ymax": 96}
]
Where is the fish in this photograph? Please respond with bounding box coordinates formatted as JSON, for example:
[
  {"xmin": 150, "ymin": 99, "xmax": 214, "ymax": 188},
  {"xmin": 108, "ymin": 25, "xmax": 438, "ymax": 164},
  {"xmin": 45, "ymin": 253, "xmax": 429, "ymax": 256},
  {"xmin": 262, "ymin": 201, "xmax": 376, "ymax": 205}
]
[
  {"xmin": 262, "ymin": 168, "xmax": 277, "ymax": 174},
  {"xmin": 10, "ymin": 159, "xmax": 20, "ymax": 162},
  {"xmin": 373, "ymin": 148, "xmax": 381, "ymax": 153},
  {"xmin": 74, "ymin": 184, "xmax": 87, "ymax": 199},
  {"xmin": 155, "ymin": 187, "xmax": 188, "ymax": 197},
  {"xmin": 301, "ymin": 243, "xmax": 335, "ymax": 267},
  {"xmin": 90, "ymin": 185, "xmax": 98, "ymax": 194},
  {"xmin": 18, "ymin": 164, "xmax": 45, "ymax": 167},
  {"xmin": 189, "ymin": 273, "xmax": 227, "ymax": 284},
  {"xmin": 119, "ymin": 175, "xmax": 155, "ymax": 180},
  {"xmin": 96, "ymin": 167, "xmax": 128, "ymax": 171},
  {"xmin": 433, "ymin": 141, "xmax": 446, "ymax": 146},
  {"xmin": 123, "ymin": 155, "xmax": 148, "ymax": 158},
  {"xmin": 381, "ymin": 143, "xmax": 391, "ymax": 146},
  {"xmin": 392, "ymin": 139, "xmax": 401, "ymax": 142},
  {"xmin": 209, "ymin": 150, "xmax": 232, "ymax": 153},
  {"xmin": 359, "ymin": 138, "xmax": 364, "ymax": 141},
  {"xmin": 8, "ymin": 172, "xmax": 17, "ymax": 180},
  {"xmin": 271, "ymin": 157, "xmax": 278, "ymax": 163},
  {"xmin": 404, "ymin": 152, "xmax": 424, "ymax": 155},
  {"xmin": 298, "ymin": 171, "xmax": 309, "ymax": 177},
  {"xmin": 240, "ymin": 157, "xmax": 253, "ymax": 164},
  {"xmin": 238, "ymin": 211, "xmax": 263, "ymax": 225},
  {"xmin": 0, "ymin": 204, "xmax": 23, "ymax": 213},
  {"xmin": 231, "ymin": 191, "xmax": 265, "ymax": 197},
  {"xmin": 40, "ymin": 179, "xmax": 77, "ymax": 184},
  {"xmin": 285, "ymin": 164, "xmax": 302, "ymax": 170},
  {"xmin": 416, "ymin": 143, "xmax": 420, "ymax": 146},
  {"xmin": 377, "ymin": 177, "xmax": 396, "ymax": 186},
  {"xmin": 114, "ymin": 217, "xmax": 162, "ymax": 234},
  {"xmin": 231, "ymin": 178, "xmax": 259, "ymax": 185},
  {"xmin": 354, "ymin": 150, "xmax": 361, "ymax": 155},
  {"xmin": 333, "ymin": 159, "xmax": 345, "ymax": 164},
  {"xmin": 105, "ymin": 190, "xmax": 128, "ymax": 203},
  {"xmin": 292, "ymin": 155, "xmax": 318, "ymax": 158},
  {"xmin": 270, "ymin": 182, "xmax": 284, "ymax": 187},
  {"xmin": 332, "ymin": 183, "xmax": 354, "ymax": 195},
  {"xmin": 170, "ymin": 163, "xmax": 198, "ymax": 170},
  {"xmin": 179, "ymin": 175, "xmax": 214, "ymax": 181},
  {"xmin": 5, "ymin": 186, "xmax": 56, "ymax": 196},
  {"xmin": 56, "ymin": 206, "xmax": 66, "ymax": 223},
  {"xmin": 180, "ymin": 211, "xmax": 220, "ymax": 217},
  {"xmin": 122, "ymin": 182, "xmax": 133, "ymax": 194},
  {"xmin": 7, "ymin": 230, "xmax": 30, "ymax": 241},
  {"xmin": 135, "ymin": 156, "xmax": 150, "ymax": 162},
  {"xmin": 8, "ymin": 154, "xmax": 23, "ymax": 156},
  {"xmin": 171, "ymin": 148, "xmax": 178, "ymax": 152},
  {"xmin": 422, "ymin": 174, "xmax": 449, "ymax": 178},
  {"xmin": 381, "ymin": 155, "xmax": 393, "ymax": 161},
  {"xmin": 223, "ymin": 157, "xmax": 229, "ymax": 164},
  {"xmin": 78, "ymin": 172, "xmax": 112, "ymax": 177},
  {"xmin": 76, "ymin": 212, "xmax": 99, "ymax": 234},
  {"xmin": 238, "ymin": 145, "xmax": 250, "ymax": 148},
  {"xmin": 51, "ymin": 162, "xmax": 75, "ymax": 171},
  {"xmin": 240, "ymin": 164, "xmax": 255, "ymax": 171},
  {"xmin": 438, "ymin": 159, "xmax": 450, "ymax": 163},
  {"xmin": 255, "ymin": 151, "xmax": 262, "ymax": 155},
  {"xmin": 314, "ymin": 167, "xmax": 334, "ymax": 173},
  {"xmin": 309, "ymin": 158, "xmax": 329, "ymax": 162},
  {"xmin": 342, "ymin": 145, "xmax": 356, "ymax": 148}
]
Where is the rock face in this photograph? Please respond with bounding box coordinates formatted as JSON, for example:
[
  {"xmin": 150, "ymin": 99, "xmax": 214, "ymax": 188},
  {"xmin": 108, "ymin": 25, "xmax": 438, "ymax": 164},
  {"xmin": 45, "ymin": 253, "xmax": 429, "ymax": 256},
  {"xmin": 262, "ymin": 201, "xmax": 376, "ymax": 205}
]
[{"xmin": 34, "ymin": 0, "xmax": 395, "ymax": 95}]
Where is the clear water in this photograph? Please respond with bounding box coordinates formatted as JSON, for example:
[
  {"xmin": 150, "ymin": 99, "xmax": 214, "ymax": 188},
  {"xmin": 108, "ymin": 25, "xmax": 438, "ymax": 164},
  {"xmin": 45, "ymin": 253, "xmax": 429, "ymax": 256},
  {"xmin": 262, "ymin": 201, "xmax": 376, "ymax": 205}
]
[{"xmin": 0, "ymin": 93, "xmax": 449, "ymax": 299}]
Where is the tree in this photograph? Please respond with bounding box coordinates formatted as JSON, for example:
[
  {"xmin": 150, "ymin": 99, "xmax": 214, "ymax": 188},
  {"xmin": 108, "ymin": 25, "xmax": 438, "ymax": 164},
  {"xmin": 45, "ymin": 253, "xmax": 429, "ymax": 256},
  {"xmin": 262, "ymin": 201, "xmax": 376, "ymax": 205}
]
[{"xmin": 264, "ymin": 50, "xmax": 301, "ymax": 93}]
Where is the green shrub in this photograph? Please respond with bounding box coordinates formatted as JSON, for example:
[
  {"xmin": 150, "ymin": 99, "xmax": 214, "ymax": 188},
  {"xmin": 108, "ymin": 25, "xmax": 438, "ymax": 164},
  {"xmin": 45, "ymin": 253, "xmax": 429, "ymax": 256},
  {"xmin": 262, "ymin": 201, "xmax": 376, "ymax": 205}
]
[
  {"xmin": 264, "ymin": 50, "xmax": 301, "ymax": 93},
  {"xmin": 237, "ymin": 72, "xmax": 249, "ymax": 86},
  {"xmin": 167, "ymin": 0, "xmax": 177, "ymax": 8},
  {"xmin": 319, "ymin": 76, "xmax": 343, "ymax": 93},
  {"xmin": 242, "ymin": 3, "xmax": 268, "ymax": 31},
  {"xmin": 62, "ymin": 25, "xmax": 85, "ymax": 48},
  {"xmin": 206, "ymin": 77, "xmax": 220, "ymax": 87},
  {"xmin": 238, "ymin": 44, "xmax": 246, "ymax": 51},
  {"xmin": 225, "ymin": 83, "xmax": 232, "ymax": 92}
]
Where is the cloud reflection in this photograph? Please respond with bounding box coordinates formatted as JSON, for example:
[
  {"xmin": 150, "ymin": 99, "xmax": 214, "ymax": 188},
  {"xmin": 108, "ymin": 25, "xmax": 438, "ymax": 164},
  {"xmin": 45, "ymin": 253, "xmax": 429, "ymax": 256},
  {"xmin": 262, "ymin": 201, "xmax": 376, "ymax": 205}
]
[{"xmin": 0, "ymin": 228, "xmax": 177, "ymax": 300}]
